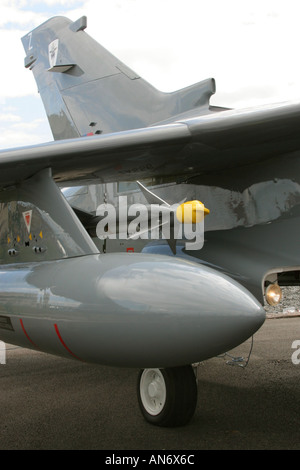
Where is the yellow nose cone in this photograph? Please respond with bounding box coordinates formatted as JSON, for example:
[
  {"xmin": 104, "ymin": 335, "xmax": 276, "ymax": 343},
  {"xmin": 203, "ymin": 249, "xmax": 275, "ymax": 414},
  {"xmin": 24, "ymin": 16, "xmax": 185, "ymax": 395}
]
[{"xmin": 176, "ymin": 200, "xmax": 210, "ymax": 224}]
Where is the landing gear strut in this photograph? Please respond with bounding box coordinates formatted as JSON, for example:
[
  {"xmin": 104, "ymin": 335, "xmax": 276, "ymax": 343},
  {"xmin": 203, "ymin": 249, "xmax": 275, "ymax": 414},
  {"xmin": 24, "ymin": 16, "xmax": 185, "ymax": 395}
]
[{"xmin": 137, "ymin": 365, "xmax": 197, "ymax": 427}]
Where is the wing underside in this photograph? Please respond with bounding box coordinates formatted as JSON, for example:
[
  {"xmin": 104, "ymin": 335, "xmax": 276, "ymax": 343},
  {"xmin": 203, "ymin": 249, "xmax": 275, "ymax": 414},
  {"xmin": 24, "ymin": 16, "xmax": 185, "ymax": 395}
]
[{"xmin": 1, "ymin": 101, "xmax": 300, "ymax": 189}]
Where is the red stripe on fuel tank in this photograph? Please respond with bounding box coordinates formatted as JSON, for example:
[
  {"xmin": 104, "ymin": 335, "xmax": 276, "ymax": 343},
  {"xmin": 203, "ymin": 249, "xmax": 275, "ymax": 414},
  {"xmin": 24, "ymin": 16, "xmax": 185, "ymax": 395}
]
[
  {"xmin": 20, "ymin": 319, "xmax": 39, "ymax": 349},
  {"xmin": 54, "ymin": 324, "xmax": 83, "ymax": 361}
]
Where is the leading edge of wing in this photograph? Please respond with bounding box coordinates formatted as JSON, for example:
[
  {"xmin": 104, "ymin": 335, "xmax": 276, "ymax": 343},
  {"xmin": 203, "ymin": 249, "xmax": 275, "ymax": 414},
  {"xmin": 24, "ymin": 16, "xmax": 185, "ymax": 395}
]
[
  {"xmin": 1, "ymin": 100, "xmax": 300, "ymax": 188},
  {"xmin": 184, "ymin": 100, "xmax": 300, "ymax": 147},
  {"xmin": 0, "ymin": 123, "xmax": 190, "ymax": 188}
]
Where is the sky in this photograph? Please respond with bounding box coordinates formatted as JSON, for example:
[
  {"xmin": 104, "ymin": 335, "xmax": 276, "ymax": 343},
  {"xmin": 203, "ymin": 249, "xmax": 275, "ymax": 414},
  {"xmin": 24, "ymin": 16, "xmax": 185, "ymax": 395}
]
[{"xmin": 1, "ymin": 0, "xmax": 300, "ymax": 149}]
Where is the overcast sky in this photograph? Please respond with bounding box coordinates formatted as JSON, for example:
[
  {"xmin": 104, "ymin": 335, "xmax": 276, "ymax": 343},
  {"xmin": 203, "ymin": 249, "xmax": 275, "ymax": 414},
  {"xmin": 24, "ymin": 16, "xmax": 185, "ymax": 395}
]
[{"xmin": 1, "ymin": 0, "xmax": 300, "ymax": 149}]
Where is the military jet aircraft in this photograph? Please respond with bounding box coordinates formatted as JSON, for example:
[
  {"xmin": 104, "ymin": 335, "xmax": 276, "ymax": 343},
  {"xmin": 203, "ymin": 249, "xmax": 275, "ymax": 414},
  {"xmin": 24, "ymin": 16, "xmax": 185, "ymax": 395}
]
[{"xmin": 1, "ymin": 15, "xmax": 299, "ymax": 427}]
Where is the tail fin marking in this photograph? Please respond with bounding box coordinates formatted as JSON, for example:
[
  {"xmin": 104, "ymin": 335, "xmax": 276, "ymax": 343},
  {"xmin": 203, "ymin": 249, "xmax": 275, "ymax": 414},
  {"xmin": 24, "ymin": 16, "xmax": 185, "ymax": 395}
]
[{"xmin": 22, "ymin": 16, "xmax": 216, "ymax": 140}]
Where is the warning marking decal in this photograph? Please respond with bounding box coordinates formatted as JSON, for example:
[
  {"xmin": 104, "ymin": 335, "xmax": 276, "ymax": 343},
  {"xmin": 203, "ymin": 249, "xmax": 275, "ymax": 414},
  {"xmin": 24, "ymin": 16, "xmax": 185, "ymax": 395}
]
[{"xmin": 22, "ymin": 210, "xmax": 32, "ymax": 234}]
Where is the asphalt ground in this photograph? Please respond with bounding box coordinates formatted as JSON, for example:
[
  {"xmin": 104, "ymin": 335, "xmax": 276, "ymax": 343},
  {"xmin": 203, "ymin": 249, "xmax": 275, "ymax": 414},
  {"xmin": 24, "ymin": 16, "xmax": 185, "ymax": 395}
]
[{"xmin": 0, "ymin": 316, "xmax": 299, "ymax": 451}]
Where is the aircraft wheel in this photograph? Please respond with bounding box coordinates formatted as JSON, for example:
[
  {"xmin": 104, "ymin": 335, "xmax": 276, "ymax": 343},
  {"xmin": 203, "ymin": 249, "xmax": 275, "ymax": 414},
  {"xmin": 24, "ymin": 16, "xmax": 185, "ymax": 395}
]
[{"xmin": 137, "ymin": 365, "xmax": 197, "ymax": 427}]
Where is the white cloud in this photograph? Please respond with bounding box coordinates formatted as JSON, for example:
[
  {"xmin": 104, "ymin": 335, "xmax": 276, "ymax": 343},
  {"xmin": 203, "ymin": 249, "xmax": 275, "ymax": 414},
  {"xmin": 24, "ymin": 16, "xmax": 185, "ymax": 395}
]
[
  {"xmin": 8, "ymin": 117, "xmax": 44, "ymax": 129},
  {"xmin": 3, "ymin": 0, "xmax": 300, "ymax": 104},
  {"xmin": 0, "ymin": 1, "xmax": 45, "ymax": 28},
  {"xmin": 0, "ymin": 113, "xmax": 21, "ymax": 122},
  {"xmin": 0, "ymin": 29, "xmax": 38, "ymax": 99},
  {"xmin": 65, "ymin": 0, "xmax": 300, "ymax": 107},
  {"xmin": 29, "ymin": 0, "xmax": 81, "ymax": 5},
  {"xmin": 0, "ymin": 121, "xmax": 50, "ymax": 148}
]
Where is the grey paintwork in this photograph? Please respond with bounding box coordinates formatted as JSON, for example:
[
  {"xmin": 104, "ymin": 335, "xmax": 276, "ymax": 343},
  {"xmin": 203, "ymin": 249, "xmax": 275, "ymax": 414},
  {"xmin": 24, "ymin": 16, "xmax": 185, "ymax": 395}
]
[
  {"xmin": 1, "ymin": 103, "xmax": 300, "ymax": 188},
  {"xmin": 12, "ymin": 16, "xmax": 300, "ymax": 300},
  {"xmin": 0, "ymin": 253, "xmax": 265, "ymax": 367},
  {"xmin": 3, "ymin": 27, "xmax": 300, "ymax": 305},
  {"xmin": 0, "ymin": 123, "xmax": 190, "ymax": 188},
  {"xmin": 22, "ymin": 16, "xmax": 219, "ymax": 139},
  {"xmin": 0, "ymin": 16, "xmax": 293, "ymax": 189},
  {"xmin": 15, "ymin": 16, "xmax": 300, "ymax": 293},
  {"xmin": 6, "ymin": 13, "xmax": 300, "ymax": 370},
  {"xmin": 0, "ymin": 165, "xmax": 265, "ymax": 367},
  {"xmin": 66, "ymin": 172, "xmax": 300, "ymax": 303}
]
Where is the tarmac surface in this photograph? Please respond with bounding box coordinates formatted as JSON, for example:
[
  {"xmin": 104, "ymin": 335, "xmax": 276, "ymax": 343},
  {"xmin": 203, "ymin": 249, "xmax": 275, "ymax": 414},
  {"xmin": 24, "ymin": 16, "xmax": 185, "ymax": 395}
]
[{"xmin": 0, "ymin": 316, "xmax": 299, "ymax": 450}]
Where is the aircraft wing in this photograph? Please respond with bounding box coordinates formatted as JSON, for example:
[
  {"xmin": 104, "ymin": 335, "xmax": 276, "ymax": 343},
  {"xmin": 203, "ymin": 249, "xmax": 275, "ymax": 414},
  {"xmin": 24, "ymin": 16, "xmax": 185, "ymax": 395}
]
[{"xmin": 1, "ymin": 100, "xmax": 300, "ymax": 188}]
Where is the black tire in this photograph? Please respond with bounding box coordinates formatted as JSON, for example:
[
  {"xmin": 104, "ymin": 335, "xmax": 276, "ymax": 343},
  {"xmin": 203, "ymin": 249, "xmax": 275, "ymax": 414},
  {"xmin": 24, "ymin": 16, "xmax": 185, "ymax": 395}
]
[{"xmin": 137, "ymin": 365, "xmax": 198, "ymax": 427}]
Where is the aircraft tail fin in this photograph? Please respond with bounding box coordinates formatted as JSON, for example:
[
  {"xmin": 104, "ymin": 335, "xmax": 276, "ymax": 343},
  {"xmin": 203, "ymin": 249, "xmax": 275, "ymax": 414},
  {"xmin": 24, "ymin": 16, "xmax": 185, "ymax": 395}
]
[{"xmin": 22, "ymin": 16, "xmax": 216, "ymax": 140}]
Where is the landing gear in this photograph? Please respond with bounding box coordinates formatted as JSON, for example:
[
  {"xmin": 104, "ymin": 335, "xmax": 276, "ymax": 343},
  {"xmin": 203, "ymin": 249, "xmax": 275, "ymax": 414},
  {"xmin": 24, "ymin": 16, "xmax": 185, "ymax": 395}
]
[{"xmin": 137, "ymin": 365, "xmax": 198, "ymax": 427}]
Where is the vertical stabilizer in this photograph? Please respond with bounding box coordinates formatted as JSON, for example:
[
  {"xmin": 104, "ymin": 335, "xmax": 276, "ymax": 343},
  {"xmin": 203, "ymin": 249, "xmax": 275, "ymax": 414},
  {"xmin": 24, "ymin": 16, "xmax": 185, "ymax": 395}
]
[{"xmin": 22, "ymin": 16, "xmax": 216, "ymax": 140}]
